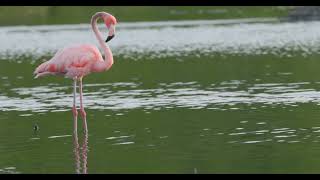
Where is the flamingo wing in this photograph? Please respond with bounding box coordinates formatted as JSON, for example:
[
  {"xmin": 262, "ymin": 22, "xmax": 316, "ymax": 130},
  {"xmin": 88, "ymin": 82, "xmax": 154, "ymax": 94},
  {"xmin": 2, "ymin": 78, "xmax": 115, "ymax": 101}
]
[{"xmin": 34, "ymin": 44, "xmax": 103, "ymax": 79}]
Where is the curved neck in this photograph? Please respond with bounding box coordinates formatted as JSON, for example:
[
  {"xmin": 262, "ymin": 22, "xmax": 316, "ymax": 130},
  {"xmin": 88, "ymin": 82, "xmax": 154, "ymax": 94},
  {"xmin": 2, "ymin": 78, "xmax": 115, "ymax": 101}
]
[{"xmin": 91, "ymin": 13, "xmax": 113, "ymax": 71}]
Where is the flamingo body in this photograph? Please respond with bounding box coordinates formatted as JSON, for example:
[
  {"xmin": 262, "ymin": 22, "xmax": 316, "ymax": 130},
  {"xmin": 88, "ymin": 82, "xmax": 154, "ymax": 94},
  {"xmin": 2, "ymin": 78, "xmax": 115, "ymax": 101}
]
[{"xmin": 34, "ymin": 44, "xmax": 105, "ymax": 79}]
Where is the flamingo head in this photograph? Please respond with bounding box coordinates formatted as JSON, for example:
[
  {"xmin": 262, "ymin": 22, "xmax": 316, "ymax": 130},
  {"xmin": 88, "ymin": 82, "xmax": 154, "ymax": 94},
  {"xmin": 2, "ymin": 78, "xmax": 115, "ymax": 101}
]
[{"xmin": 101, "ymin": 13, "xmax": 117, "ymax": 43}]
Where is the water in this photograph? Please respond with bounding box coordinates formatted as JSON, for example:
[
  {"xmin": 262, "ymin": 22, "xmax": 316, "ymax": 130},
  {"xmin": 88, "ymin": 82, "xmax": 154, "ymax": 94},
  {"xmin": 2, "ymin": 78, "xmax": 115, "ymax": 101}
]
[{"xmin": 2, "ymin": 18, "xmax": 320, "ymax": 173}]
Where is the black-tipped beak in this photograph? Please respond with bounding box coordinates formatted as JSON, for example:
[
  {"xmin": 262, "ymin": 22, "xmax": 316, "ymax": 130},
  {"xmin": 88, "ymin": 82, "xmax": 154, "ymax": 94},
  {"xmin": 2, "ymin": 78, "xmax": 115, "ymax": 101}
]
[{"xmin": 105, "ymin": 35, "xmax": 115, "ymax": 43}]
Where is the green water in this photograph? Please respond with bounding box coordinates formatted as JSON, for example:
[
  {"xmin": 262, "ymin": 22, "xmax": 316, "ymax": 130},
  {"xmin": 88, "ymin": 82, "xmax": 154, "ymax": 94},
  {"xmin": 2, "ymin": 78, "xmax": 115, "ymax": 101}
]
[
  {"xmin": 1, "ymin": 6, "xmax": 320, "ymax": 174},
  {"xmin": 2, "ymin": 54, "xmax": 320, "ymax": 173}
]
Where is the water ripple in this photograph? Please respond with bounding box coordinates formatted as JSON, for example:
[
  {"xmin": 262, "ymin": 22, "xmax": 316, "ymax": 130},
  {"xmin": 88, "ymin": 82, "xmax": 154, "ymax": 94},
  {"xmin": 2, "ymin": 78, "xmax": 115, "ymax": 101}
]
[
  {"xmin": 225, "ymin": 125, "xmax": 320, "ymax": 145},
  {"xmin": 1, "ymin": 18, "xmax": 320, "ymax": 59},
  {"xmin": 0, "ymin": 167, "xmax": 20, "ymax": 174},
  {"xmin": 1, "ymin": 81, "xmax": 320, "ymax": 112}
]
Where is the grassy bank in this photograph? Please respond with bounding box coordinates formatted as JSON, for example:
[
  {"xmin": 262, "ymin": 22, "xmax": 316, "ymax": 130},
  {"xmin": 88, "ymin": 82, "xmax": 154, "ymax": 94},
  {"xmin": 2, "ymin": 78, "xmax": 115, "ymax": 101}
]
[{"xmin": 0, "ymin": 6, "xmax": 293, "ymax": 26}]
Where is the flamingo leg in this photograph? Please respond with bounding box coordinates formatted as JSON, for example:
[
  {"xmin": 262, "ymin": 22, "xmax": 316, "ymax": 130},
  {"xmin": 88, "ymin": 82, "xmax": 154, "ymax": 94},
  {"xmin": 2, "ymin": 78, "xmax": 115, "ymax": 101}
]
[
  {"xmin": 72, "ymin": 78, "xmax": 78, "ymax": 134},
  {"xmin": 79, "ymin": 77, "xmax": 88, "ymax": 133}
]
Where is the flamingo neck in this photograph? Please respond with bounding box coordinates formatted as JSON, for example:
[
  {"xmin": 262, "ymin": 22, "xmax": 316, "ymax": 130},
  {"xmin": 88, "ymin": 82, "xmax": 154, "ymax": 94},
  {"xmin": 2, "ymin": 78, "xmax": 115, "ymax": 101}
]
[{"xmin": 91, "ymin": 13, "xmax": 114, "ymax": 71}]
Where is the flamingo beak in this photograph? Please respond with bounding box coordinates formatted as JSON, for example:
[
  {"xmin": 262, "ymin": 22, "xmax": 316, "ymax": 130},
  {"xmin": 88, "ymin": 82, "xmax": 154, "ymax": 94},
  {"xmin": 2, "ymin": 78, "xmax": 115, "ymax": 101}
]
[
  {"xmin": 105, "ymin": 35, "xmax": 114, "ymax": 42},
  {"xmin": 105, "ymin": 24, "xmax": 115, "ymax": 43}
]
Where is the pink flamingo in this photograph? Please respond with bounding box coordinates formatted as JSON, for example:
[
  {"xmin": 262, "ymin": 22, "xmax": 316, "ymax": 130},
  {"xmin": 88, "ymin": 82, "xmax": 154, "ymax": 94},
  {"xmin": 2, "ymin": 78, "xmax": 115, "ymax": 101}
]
[{"xmin": 34, "ymin": 12, "xmax": 117, "ymax": 133}]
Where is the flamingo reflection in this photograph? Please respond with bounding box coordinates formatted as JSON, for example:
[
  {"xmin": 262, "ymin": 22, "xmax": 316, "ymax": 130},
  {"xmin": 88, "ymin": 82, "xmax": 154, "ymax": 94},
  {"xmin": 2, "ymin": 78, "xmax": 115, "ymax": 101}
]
[{"xmin": 73, "ymin": 123, "xmax": 88, "ymax": 174}]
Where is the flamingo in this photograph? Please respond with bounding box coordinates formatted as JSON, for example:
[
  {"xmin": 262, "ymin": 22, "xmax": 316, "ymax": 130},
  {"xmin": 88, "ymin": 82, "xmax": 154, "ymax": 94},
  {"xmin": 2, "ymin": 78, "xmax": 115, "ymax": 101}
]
[{"xmin": 34, "ymin": 12, "xmax": 117, "ymax": 133}]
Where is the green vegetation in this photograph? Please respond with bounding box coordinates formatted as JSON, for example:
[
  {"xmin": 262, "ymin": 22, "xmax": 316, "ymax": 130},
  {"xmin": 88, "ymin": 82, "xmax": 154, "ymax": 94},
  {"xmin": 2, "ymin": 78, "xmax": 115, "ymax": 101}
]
[{"xmin": 0, "ymin": 6, "xmax": 293, "ymax": 26}]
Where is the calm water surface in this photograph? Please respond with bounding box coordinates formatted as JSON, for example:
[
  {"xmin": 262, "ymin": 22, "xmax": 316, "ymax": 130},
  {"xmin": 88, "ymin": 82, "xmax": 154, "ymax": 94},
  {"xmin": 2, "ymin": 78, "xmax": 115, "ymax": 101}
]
[{"xmin": 1, "ymin": 18, "xmax": 320, "ymax": 173}]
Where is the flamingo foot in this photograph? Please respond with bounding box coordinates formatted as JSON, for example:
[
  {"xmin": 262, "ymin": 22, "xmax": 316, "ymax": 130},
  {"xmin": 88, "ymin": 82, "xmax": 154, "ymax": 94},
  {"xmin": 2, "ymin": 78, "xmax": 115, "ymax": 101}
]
[
  {"xmin": 80, "ymin": 108, "xmax": 88, "ymax": 133},
  {"xmin": 80, "ymin": 109, "xmax": 86, "ymax": 118},
  {"xmin": 72, "ymin": 105, "xmax": 78, "ymax": 117}
]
